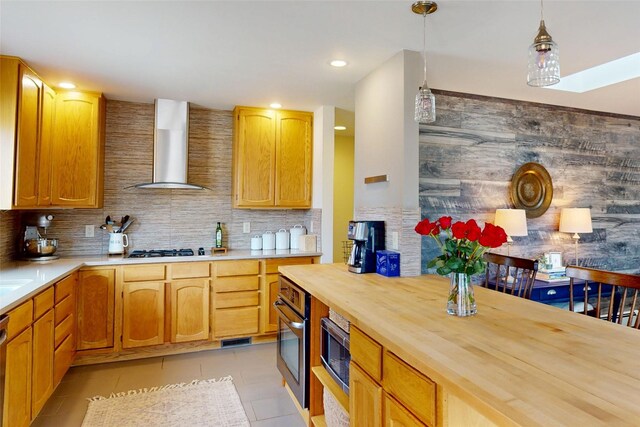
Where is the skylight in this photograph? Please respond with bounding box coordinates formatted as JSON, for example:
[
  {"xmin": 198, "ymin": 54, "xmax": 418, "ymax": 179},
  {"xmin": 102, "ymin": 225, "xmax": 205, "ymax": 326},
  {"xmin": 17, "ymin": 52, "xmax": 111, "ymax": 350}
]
[{"xmin": 545, "ymin": 52, "xmax": 640, "ymax": 93}]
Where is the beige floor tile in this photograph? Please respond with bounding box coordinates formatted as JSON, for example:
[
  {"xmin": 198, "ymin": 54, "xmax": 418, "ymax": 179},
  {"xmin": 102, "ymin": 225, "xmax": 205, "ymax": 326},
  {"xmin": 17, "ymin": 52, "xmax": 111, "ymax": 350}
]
[
  {"xmin": 33, "ymin": 342, "xmax": 308, "ymax": 427},
  {"xmin": 241, "ymin": 366, "xmax": 284, "ymax": 385},
  {"xmin": 235, "ymin": 379, "xmax": 288, "ymax": 403},
  {"xmin": 243, "ymin": 401, "xmax": 258, "ymax": 422},
  {"xmin": 35, "ymin": 395, "xmax": 65, "ymax": 416},
  {"xmin": 250, "ymin": 413, "xmax": 306, "ymax": 427},
  {"xmin": 251, "ymin": 395, "xmax": 298, "ymax": 420}
]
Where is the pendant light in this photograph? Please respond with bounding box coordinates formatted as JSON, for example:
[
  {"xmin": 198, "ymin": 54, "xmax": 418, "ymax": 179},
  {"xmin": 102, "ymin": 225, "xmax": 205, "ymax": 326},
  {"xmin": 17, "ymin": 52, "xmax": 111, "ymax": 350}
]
[
  {"xmin": 412, "ymin": 1, "xmax": 437, "ymax": 124},
  {"xmin": 527, "ymin": 0, "xmax": 560, "ymax": 87}
]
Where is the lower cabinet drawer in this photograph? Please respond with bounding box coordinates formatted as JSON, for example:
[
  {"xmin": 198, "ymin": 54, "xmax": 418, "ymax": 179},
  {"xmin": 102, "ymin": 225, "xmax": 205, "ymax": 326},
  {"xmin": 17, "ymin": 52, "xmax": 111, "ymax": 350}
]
[
  {"xmin": 383, "ymin": 392, "xmax": 426, "ymax": 427},
  {"xmin": 351, "ymin": 326, "xmax": 383, "ymax": 382},
  {"xmin": 55, "ymin": 295, "xmax": 74, "ymax": 325},
  {"xmin": 55, "ymin": 273, "xmax": 76, "ymax": 303},
  {"xmin": 54, "ymin": 333, "xmax": 75, "ymax": 386},
  {"xmin": 215, "ymin": 291, "xmax": 259, "ymax": 309},
  {"xmin": 6, "ymin": 299, "xmax": 33, "ymax": 340},
  {"xmin": 123, "ymin": 264, "xmax": 166, "ymax": 282},
  {"xmin": 172, "ymin": 262, "xmax": 210, "ymax": 279},
  {"xmin": 214, "ymin": 260, "xmax": 260, "ymax": 277},
  {"xmin": 214, "ymin": 276, "xmax": 260, "ymax": 292},
  {"xmin": 214, "ymin": 307, "xmax": 259, "ymax": 337},
  {"xmin": 383, "ymin": 351, "xmax": 436, "ymax": 427},
  {"xmin": 55, "ymin": 313, "xmax": 74, "ymax": 348},
  {"xmin": 34, "ymin": 287, "xmax": 55, "ymax": 320}
]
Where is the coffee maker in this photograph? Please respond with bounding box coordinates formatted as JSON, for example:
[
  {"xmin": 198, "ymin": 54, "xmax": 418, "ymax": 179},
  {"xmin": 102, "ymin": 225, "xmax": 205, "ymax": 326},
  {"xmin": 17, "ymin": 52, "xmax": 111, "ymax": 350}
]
[{"xmin": 347, "ymin": 221, "xmax": 385, "ymax": 273}]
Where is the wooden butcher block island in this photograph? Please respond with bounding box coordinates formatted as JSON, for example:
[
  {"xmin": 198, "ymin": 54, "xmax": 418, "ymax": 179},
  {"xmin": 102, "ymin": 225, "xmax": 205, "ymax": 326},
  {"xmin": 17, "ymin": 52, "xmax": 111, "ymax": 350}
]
[{"xmin": 279, "ymin": 263, "xmax": 640, "ymax": 427}]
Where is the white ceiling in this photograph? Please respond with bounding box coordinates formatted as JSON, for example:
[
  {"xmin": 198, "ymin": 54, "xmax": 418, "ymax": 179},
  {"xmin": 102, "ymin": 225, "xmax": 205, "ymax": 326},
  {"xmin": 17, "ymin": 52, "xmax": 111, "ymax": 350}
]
[{"xmin": 2, "ymin": 1, "xmax": 639, "ymax": 117}]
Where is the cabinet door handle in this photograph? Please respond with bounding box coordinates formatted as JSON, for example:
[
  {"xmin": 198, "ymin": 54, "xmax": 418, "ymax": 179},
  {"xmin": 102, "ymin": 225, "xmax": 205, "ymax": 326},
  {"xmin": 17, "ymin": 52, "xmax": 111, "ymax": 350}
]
[{"xmin": 546, "ymin": 289, "xmax": 557, "ymax": 296}]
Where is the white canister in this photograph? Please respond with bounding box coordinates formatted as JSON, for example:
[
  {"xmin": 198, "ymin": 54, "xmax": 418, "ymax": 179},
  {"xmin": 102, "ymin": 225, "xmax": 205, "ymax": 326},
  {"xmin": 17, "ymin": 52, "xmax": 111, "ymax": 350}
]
[
  {"xmin": 108, "ymin": 232, "xmax": 129, "ymax": 254},
  {"xmin": 251, "ymin": 235, "xmax": 263, "ymax": 250},
  {"xmin": 289, "ymin": 224, "xmax": 306, "ymax": 250},
  {"xmin": 276, "ymin": 229, "xmax": 290, "ymax": 250},
  {"xmin": 262, "ymin": 231, "xmax": 276, "ymax": 250}
]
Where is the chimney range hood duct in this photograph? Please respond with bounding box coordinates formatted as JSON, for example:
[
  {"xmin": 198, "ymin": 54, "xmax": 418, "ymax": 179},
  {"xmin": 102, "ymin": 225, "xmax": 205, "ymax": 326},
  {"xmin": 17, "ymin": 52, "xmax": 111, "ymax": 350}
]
[{"xmin": 132, "ymin": 99, "xmax": 209, "ymax": 190}]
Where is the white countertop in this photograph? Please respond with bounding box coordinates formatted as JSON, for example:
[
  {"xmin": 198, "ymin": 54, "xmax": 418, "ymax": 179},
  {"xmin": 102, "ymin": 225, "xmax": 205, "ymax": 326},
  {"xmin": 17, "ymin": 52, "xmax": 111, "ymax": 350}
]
[{"xmin": 0, "ymin": 249, "xmax": 321, "ymax": 314}]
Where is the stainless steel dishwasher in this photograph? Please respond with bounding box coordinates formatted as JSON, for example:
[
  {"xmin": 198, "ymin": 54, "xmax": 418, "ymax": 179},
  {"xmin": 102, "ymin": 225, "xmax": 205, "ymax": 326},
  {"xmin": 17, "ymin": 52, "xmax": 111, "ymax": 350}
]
[{"xmin": 0, "ymin": 314, "xmax": 9, "ymax": 425}]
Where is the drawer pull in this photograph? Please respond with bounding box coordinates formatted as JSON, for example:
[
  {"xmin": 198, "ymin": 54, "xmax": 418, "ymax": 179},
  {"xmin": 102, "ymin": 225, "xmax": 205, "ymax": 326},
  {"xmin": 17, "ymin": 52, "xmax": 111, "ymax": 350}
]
[{"xmin": 546, "ymin": 289, "xmax": 557, "ymax": 296}]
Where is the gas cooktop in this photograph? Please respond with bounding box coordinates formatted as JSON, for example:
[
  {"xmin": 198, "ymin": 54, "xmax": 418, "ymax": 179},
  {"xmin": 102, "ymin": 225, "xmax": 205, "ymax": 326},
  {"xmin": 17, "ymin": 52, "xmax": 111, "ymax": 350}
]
[{"xmin": 128, "ymin": 249, "xmax": 194, "ymax": 258}]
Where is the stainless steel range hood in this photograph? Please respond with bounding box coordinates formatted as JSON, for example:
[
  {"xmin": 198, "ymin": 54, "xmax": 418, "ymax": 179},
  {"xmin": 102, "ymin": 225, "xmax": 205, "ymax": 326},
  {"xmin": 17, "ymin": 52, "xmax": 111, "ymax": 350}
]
[{"xmin": 132, "ymin": 99, "xmax": 208, "ymax": 190}]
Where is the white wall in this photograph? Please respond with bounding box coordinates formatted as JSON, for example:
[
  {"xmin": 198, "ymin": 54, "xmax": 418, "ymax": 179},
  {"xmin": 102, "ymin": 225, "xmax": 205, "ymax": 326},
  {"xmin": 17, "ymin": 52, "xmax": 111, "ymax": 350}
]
[
  {"xmin": 353, "ymin": 50, "xmax": 423, "ymax": 276},
  {"xmin": 354, "ymin": 50, "xmax": 421, "ymax": 211},
  {"xmin": 313, "ymin": 105, "xmax": 335, "ymax": 263}
]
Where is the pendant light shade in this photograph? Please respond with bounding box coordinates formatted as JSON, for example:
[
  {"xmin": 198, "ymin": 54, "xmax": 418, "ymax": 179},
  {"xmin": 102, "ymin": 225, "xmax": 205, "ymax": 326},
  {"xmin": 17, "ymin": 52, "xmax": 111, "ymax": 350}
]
[
  {"xmin": 412, "ymin": 1, "xmax": 438, "ymax": 124},
  {"xmin": 527, "ymin": 1, "xmax": 560, "ymax": 87},
  {"xmin": 415, "ymin": 86, "xmax": 436, "ymax": 123}
]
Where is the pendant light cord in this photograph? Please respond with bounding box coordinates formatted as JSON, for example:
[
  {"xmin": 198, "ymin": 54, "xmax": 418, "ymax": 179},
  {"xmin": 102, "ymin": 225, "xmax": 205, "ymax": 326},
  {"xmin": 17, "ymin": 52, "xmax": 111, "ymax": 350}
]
[
  {"xmin": 540, "ymin": 0, "xmax": 544, "ymax": 21},
  {"xmin": 422, "ymin": 12, "xmax": 428, "ymax": 87}
]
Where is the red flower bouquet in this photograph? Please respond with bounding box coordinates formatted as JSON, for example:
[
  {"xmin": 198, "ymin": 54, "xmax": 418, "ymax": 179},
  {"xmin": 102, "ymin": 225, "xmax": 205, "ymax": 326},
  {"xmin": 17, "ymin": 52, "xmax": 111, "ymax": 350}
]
[{"xmin": 415, "ymin": 216, "xmax": 507, "ymax": 276}]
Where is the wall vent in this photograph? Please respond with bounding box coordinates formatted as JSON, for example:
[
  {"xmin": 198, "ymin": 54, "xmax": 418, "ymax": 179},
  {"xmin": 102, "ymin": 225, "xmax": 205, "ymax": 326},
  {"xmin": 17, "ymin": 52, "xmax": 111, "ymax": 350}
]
[{"xmin": 221, "ymin": 337, "xmax": 252, "ymax": 348}]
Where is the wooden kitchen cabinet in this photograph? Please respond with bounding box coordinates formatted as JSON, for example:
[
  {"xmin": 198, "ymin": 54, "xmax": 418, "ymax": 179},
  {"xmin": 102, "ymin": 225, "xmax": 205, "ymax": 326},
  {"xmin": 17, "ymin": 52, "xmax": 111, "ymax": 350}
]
[
  {"xmin": 13, "ymin": 65, "xmax": 43, "ymax": 207},
  {"xmin": 383, "ymin": 392, "xmax": 426, "ymax": 427},
  {"xmin": 2, "ymin": 276, "xmax": 78, "ymax": 426},
  {"xmin": 275, "ymin": 110, "xmax": 313, "ymax": 207},
  {"xmin": 233, "ymin": 106, "xmax": 312, "ymax": 209},
  {"xmin": 170, "ymin": 279, "xmax": 209, "ymax": 343},
  {"xmin": 53, "ymin": 273, "xmax": 77, "ymax": 386},
  {"xmin": 4, "ymin": 327, "xmax": 33, "ymax": 427},
  {"xmin": 122, "ymin": 281, "xmax": 165, "ymax": 348},
  {"xmin": 350, "ymin": 362, "xmax": 383, "ymax": 427},
  {"xmin": 50, "ymin": 91, "xmax": 105, "ymax": 207},
  {"xmin": 31, "ymin": 308, "xmax": 55, "ymax": 418},
  {"xmin": 349, "ymin": 325, "xmax": 438, "ymax": 427},
  {"xmin": 0, "ymin": 55, "xmax": 105, "ymax": 210},
  {"xmin": 77, "ymin": 268, "xmax": 115, "ymax": 350},
  {"xmin": 0, "ymin": 56, "xmax": 45, "ymax": 209},
  {"xmin": 120, "ymin": 263, "xmax": 211, "ymax": 348},
  {"xmin": 37, "ymin": 84, "xmax": 56, "ymax": 206},
  {"xmin": 212, "ymin": 260, "xmax": 261, "ymax": 338},
  {"xmin": 263, "ymin": 257, "xmax": 317, "ymax": 333}
]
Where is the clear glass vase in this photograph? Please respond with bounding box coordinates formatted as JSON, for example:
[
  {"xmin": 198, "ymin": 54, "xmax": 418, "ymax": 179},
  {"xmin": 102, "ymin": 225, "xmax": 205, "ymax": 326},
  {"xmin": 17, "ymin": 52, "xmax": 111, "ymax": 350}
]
[{"xmin": 447, "ymin": 273, "xmax": 477, "ymax": 316}]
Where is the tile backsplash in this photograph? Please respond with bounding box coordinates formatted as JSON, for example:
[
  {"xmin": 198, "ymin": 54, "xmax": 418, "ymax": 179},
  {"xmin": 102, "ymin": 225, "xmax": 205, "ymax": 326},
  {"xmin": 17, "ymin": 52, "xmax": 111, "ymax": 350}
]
[{"xmin": 1, "ymin": 100, "xmax": 320, "ymax": 259}]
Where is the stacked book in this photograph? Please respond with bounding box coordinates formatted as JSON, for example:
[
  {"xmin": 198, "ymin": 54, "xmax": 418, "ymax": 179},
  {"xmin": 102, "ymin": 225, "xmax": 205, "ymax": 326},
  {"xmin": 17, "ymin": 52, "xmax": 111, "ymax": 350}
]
[{"xmin": 537, "ymin": 266, "xmax": 567, "ymax": 282}]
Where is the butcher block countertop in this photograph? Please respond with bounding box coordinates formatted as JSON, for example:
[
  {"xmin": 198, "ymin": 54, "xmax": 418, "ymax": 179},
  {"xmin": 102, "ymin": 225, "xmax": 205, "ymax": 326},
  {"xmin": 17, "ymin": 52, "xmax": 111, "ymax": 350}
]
[{"xmin": 279, "ymin": 263, "xmax": 640, "ymax": 426}]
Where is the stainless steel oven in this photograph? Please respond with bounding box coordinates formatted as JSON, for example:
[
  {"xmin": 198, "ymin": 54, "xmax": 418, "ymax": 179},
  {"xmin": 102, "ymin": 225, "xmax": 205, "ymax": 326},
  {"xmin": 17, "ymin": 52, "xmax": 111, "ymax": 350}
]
[{"xmin": 275, "ymin": 276, "xmax": 310, "ymax": 409}]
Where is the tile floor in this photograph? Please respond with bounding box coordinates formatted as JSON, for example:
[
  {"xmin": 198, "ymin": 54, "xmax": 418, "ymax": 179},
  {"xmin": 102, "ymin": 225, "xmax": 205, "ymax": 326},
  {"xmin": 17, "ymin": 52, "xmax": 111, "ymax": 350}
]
[{"xmin": 32, "ymin": 342, "xmax": 306, "ymax": 426}]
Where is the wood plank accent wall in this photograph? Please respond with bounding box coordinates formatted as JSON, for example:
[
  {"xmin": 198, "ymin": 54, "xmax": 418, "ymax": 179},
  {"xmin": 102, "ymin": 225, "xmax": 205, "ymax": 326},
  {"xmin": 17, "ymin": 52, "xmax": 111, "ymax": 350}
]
[
  {"xmin": 1, "ymin": 100, "xmax": 320, "ymax": 257},
  {"xmin": 420, "ymin": 91, "xmax": 640, "ymax": 274}
]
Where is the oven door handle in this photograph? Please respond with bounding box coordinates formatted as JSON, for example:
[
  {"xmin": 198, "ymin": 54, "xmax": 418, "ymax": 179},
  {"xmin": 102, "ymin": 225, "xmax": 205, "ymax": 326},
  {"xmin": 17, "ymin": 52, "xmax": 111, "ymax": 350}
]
[{"xmin": 274, "ymin": 301, "xmax": 305, "ymax": 330}]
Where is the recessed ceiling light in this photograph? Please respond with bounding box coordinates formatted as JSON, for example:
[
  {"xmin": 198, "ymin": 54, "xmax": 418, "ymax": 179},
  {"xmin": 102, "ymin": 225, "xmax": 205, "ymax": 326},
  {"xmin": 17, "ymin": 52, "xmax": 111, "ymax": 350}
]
[
  {"xmin": 545, "ymin": 52, "xmax": 640, "ymax": 93},
  {"xmin": 330, "ymin": 60, "xmax": 348, "ymax": 68},
  {"xmin": 58, "ymin": 82, "xmax": 76, "ymax": 89},
  {"xmin": 334, "ymin": 126, "xmax": 347, "ymax": 131},
  {"xmin": 270, "ymin": 103, "xmax": 282, "ymax": 109}
]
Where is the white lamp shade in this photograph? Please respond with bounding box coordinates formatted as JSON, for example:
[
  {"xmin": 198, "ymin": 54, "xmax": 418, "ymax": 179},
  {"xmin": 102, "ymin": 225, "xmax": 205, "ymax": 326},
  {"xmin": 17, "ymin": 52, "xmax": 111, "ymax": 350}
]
[
  {"xmin": 494, "ymin": 209, "xmax": 528, "ymax": 237},
  {"xmin": 559, "ymin": 208, "xmax": 593, "ymax": 233}
]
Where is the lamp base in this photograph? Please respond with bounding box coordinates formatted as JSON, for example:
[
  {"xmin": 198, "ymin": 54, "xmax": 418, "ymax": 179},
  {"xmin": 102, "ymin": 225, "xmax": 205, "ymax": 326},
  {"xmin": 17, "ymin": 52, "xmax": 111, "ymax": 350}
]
[{"xmin": 572, "ymin": 233, "xmax": 580, "ymax": 266}]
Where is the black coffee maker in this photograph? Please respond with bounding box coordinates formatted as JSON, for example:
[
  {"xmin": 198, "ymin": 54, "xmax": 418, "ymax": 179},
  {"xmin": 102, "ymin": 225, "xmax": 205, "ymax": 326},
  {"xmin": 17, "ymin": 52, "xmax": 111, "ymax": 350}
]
[{"xmin": 347, "ymin": 221, "xmax": 385, "ymax": 273}]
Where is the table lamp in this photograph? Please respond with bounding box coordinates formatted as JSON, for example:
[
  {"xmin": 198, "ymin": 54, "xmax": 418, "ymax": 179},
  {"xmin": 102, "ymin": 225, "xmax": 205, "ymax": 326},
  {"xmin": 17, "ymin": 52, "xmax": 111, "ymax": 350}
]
[
  {"xmin": 494, "ymin": 209, "xmax": 528, "ymax": 256},
  {"xmin": 559, "ymin": 208, "xmax": 592, "ymax": 266}
]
